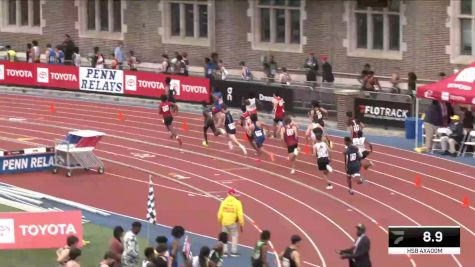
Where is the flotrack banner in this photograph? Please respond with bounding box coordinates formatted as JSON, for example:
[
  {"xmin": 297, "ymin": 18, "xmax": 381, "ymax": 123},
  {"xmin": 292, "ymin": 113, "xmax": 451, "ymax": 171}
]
[
  {"xmin": 79, "ymin": 67, "xmax": 124, "ymax": 94},
  {"xmin": 0, "ymin": 210, "xmax": 83, "ymax": 249},
  {"xmin": 354, "ymin": 97, "xmax": 412, "ymax": 128}
]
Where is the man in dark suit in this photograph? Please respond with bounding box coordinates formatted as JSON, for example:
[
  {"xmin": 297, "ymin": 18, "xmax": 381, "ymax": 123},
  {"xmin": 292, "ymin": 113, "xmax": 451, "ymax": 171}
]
[{"xmin": 339, "ymin": 224, "xmax": 372, "ymax": 267}]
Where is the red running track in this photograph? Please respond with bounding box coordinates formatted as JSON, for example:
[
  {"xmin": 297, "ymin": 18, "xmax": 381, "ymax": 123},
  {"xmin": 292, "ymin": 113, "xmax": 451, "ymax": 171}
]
[{"xmin": 0, "ymin": 94, "xmax": 474, "ymax": 267}]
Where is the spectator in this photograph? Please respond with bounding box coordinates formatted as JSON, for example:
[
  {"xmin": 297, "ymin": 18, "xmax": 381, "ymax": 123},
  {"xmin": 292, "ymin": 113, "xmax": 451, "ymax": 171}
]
[
  {"xmin": 160, "ymin": 54, "xmax": 170, "ymax": 73},
  {"xmin": 240, "ymin": 61, "xmax": 253, "ymax": 81},
  {"xmin": 182, "ymin": 52, "xmax": 190, "ymax": 75},
  {"xmin": 114, "ymin": 41, "xmax": 125, "ymax": 69},
  {"xmin": 261, "ymin": 56, "xmax": 271, "ymax": 78},
  {"xmin": 57, "ymin": 235, "xmax": 80, "ymax": 266},
  {"xmin": 99, "ymin": 252, "xmax": 117, "ymax": 267},
  {"xmin": 26, "ymin": 43, "xmax": 32, "ymax": 63},
  {"xmin": 156, "ymin": 243, "xmax": 169, "ymax": 267},
  {"xmin": 64, "ymin": 248, "xmax": 82, "ymax": 267},
  {"xmin": 92, "ymin": 47, "xmax": 105, "ymax": 69},
  {"xmin": 155, "ymin": 236, "xmax": 169, "ymax": 258},
  {"xmin": 321, "ymin": 56, "xmax": 334, "ymax": 83},
  {"xmin": 251, "ymin": 230, "xmax": 271, "ymax": 267},
  {"xmin": 55, "ymin": 45, "xmax": 65, "ymax": 64},
  {"xmin": 279, "ymin": 67, "xmax": 292, "ymax": 85},
  {"xmin": 188, "ymin": 246, "xmax": 213, "ymax": 267},
  {"xmin": 339, "ymin": 224, "xmax": 372, "ymax": 267},
  {"xmin": 128, "ymin": 50, "xmax": 139, "ymax": 71},
  {"xmin": 439, "ymin": 72, "xmax": 446, "ymax": 80},
  {"xmin": 217, "ymin": 188, "xmax": 244, "ymax": 257},
  {"xmin": 164, "ymin": 77, "xmax": 176, "ymax": 103},
  {"xmin": 304, "ymin": 53, "xmax": 318, "ymax": 82},
  {"xmin": 361, "ymin": 71, "xmax": 381, "ymax": 91},
  {"xmin": 209, "ymin": 232, "xmax": 228, "ymax": 267},
  {"xmin": 390, "ymin": 72, "xmax": 401, "ymax": 94},
  {"xmin": 5, "ymin": 45, "xmax": 16, "ymax": 62},
  {"xmin": 440, "ymin": 101, "xmax": 454, "ymax": 127},
  {"xmin": 170, "ymin": 52, "xmax": 180, "ymax": 73},
  {"xmin": 358, "ymin": 64, "xmax": 371, "ymax": 84},
  {"xmin": 441, "ymin": 115, "xmax": 464, "ymax": 156},
  {"xmin": 109, "ymin": 226, "xmax": 124, "ymax": 267},
  {"xmin": 32, "ymin": 40, "xmax": 40, "ymax": 63},
  {"xmin": 269, "ymin": 55, "xmax": 278, "ymax": 78},
  {"xmin": 62, "ymin": 34, "xmax": 75, "ymax": 65},
  {"xmin": 72, "ymin": 47, "xmax": 81, "ymax": 67},
  {"xmin": 205, "ymin": 58, "xmax": 215, "ymax": 79},
  {"xmin": 46, "ymin": 44, "xmax": 55, "ymax": 64},
  {"xmin": 143, "ymin": 247, "xmax": 159, "ymax": 267},
  {"xmin": 175, "ymin": 54, "xmax": 186, "ymax": 75},
  {"xmin": 218, "ymin": 60, "xmax": 229, "ymax": 81},
  {"xmin": 211, "ymin": 52, "xmax": 219, "ymax": 65},
  {"xmin": 424, "ymin": 100, "xmax": 443, "ymax": 152},
  {"xmin": 460, "ymin": 106, "xmax": 474, "ymax": 130},
  {"xmin": 122, "ymin": 221, "xmax": 142, "ymax": 267},
  {"xmin": 111, "ymin": 53, "xmax": 119, "ymax": 69},
  {"xmin": 407, "ymin": 72, "xmax": 417, "ymax": 96},
  {"xmin": 167, "ymin": 226, "xmax": 186, "ymax": 267},
  {"xmin": 280, "ymin": 235, "xmax": 302, "ymax": 267}
]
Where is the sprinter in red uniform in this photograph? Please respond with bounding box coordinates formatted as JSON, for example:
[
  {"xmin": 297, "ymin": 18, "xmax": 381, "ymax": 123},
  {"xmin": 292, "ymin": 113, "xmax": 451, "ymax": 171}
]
[
  {"xmin": 158, "ymin": 94, "xmax": 182, "ymax": 146},
  {"xmin": 346, "ymin": 111, "xmax": 365, "ymax": 138},
  {"xmin": 273, "ymin": 92, "xmax": 285, "ymax": 139},
  {"xmin": 280, "ymin": 116, "xmax": 298, "ymax": 174}
]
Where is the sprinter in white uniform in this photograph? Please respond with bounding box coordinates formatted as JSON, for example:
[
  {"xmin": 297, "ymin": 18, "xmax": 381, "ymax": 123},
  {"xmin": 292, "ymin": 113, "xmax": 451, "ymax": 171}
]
[
  {"xmin": 352, "ymin": 130, "xmax": 373, "ymax": 183},
  {"xmin": 313, "ymin": 128, "xmax": 333, "ymax": 190}
]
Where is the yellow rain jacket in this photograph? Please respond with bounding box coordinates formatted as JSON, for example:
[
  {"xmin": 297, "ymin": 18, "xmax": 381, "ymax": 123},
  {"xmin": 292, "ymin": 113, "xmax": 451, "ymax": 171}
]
[{"xmin": 217, "ymin": 195, "xmax": 244, "ymax": 226}]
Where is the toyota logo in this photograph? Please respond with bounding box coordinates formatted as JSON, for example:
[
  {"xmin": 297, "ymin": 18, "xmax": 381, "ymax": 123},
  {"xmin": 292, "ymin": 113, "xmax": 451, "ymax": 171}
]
[
  {"xmin": 127, "ymin": 78, "xmax": 134, "ymax": 87},
  {"xmin": 39, "ymin": 71, "xmax": 47, "ymax": 79}
]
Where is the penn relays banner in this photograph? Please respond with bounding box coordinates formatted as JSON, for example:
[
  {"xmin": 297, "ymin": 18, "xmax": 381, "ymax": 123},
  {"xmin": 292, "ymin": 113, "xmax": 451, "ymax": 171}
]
[{"xmin": 0, "ymin": 61, "xmax": 210, "ymax": 103}]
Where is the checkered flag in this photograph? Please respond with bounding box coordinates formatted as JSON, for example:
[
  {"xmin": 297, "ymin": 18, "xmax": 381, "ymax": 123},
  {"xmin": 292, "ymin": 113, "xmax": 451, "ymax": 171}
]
[{"xmin": 146, "ymin": 175, "xmax": 157, "ymax": 224}]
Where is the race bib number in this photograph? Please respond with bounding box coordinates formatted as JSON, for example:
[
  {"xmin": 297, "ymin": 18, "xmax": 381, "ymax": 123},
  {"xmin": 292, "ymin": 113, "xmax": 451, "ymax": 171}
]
[
  {"xmin": 255, "ymin": 130, "xmax": 263, "ymax": 137},
  {"xmin": 350, "ymin": 153, "xmax": 357, "ymax": 161},
  {"xmin": 282, "ymin": 258, "xmax": 290, "ymax": 267},
  {"xmin": 286, "ymin": 128, "xmax": 294, "ymax": 136},
  {"xmin": 228, "ymin": 122, "xmax": 236, "ymax": 130},
  {"xmin": 353, "ymin": 124, "xmax": 360, "ymax": 132},
  {"xmin": 162, "ymin": 105, "xmax": 169, "ymax": 112},
  {"xmin": 316, "ymin": 110, "xmax": 323, "ymax": 119}
]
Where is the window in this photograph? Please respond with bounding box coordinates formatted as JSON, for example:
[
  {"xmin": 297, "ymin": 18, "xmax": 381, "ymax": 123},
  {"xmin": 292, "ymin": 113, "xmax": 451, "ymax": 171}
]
[
  {"xmin": 344, "ymin": 0, "xmax": 405, "ymax": 59},
  {"xmin": 254, "ymin": 0, "xmax": 304, "ymax": 48},
  {"xmin": 455, "ymin": 0, "xmax": 475, "ymax": 58},
  {"xmin": 160, "ymin": 0, "xmax": 214, "ymax": 47},
  {"xmin": 78, "ymin": 0, "xmax": 125, "ymax": 39},
  {"xmin": 1, "ymin": 0, "xmax": 42, "ymax": 33}
]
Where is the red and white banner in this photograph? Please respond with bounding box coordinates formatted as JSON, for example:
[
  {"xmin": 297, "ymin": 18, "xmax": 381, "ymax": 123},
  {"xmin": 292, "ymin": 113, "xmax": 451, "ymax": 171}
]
[
  {"xmin": 0, "ymin": 61, "xmax": 210, "ymax": 103},
  {"xmin": 123, "ymin": 71, "xmax": 210, "ymax": 103},
  {"xmin": 0, "ymin": 210, "xmax": 83, "ymax": 250}
]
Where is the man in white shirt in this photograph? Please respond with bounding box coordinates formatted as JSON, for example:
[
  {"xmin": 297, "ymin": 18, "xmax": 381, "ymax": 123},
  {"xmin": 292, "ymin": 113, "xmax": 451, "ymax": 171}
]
[{"xmin": 122, "ymin": 222, "xmax": 142, "ymax": 267}]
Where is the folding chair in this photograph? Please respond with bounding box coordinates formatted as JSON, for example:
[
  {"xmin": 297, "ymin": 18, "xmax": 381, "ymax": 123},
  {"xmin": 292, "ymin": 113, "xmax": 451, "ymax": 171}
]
[{"xmin": 461, "ymin": 130, "xmax": 475, "ymax": 158}]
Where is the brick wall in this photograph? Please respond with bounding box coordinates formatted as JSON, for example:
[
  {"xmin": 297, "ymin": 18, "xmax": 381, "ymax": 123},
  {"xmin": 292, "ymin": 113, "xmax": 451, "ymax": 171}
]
[{"xmin": 0, "ymin": 0, "xmax": 471, "ymax": 81}]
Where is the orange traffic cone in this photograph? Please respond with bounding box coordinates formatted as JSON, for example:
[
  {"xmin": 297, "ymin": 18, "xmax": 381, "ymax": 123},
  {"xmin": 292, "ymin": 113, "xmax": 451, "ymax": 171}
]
[
  {"xmin": 49, "ymin": 103, "xmax": 55, "ymax": 113},
  {"xmin": 304, "ymin": 144, "xmax": 310, "ymax": 155},
  {"xmin": 462, "ymin": 196, "xmax": 470, "ymax": 208},
  {"xmin": 118, "ymin": 112, "xmax": 124, "ymax": 122},
  {"xmin": 181, "ymin": 120, "xmax": 188, "ymax": 131},
  {"xmin": 415, "ymin": 175, "xmax": 422, "ymax": 188}
]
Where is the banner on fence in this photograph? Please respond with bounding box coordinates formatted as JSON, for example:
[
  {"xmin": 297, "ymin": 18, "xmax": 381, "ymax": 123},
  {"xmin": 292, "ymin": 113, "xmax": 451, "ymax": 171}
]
[
  {"xmin": 354, "ymin": 97, "xmax": 412, "ymax": 128},
  {"xmin": 79, "ymin": 67, "xmax": 124, "ymax": 94},
  {"xmin": 210, "ymin": 80, "xmax": 294, "ymax": 113},
  {"xmin": 0, "ymin": 153, "xmax": 54, "ymax": 174},
  {"xmin": 0, "ymin": 211, "xmax": 83, "ymax": 250}
]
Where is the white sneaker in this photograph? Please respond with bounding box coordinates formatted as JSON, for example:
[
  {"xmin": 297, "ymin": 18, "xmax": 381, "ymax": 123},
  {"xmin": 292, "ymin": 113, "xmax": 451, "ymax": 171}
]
[
  {"xmin": 348, "ymin": 189, "xmax": 354, "ymax": 195},
  {"xmin": 369, "ymin": 160, "xmax": 374, "ymax": 167},
  {"xmin": 294, "ymin": 148, "xmax": 299, "ymax": 156},
  {"xmin": 240, "ymin": 145, "xmax": 247, "ymax": 155},
  {"xmin": 326, "ymin": 184, "xmax": 333, "ymax": 190},
  {"xmin": 290, "ymin": 168, "xmax": 295, "ymax": 174},
  {"xmin": 228, "ymin": 141, "xmax": 234, "ymax": 150},
  {"xmin": 326, "ymin": 165, "xmax": 333, "ymax": 173}
]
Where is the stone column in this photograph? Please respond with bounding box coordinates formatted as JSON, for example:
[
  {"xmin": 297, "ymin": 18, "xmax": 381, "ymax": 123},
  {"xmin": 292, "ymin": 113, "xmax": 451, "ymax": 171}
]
[{"xmin": 334, "ymin": 89, "xmax": 361, "ymax": 131}]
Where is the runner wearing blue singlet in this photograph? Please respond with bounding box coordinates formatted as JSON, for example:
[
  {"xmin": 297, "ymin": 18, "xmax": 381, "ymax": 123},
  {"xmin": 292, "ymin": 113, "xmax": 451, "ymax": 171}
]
[
  {"xmin": 212, "ymin": 88, "xmax": 225, "ymax": 128},
  {"xmin": 248, "ymin": 114, "xmax": 274, "ymax": 162},
  {"xmin": 343, "ymin": 137, "xmax": 363, "ymax": 195},
  {"xmin": 222, "ymin": 105, "xmax": 247, "ymax": 155}
]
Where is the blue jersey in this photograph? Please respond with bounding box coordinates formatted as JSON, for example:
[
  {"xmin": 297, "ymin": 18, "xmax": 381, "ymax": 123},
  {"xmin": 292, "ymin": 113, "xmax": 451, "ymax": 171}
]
[
  {"xmin": 345, "ymin": 145, "xmax": 361, "ymax": 165},
  {"xmin": 253, "ymin": 122, "xmax": 265, "ymax": 145},
  {"xmin": 213, "ymin": 91, "xmax": 223, "ymax": 105}
]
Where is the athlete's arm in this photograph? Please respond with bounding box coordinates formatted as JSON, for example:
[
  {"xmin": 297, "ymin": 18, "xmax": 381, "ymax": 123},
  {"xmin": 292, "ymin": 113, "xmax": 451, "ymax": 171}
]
[
  {"xmin": 293, "ymin": 125, "xmax": 299, "ymax": 140},
  {"xmin": 292, "ymin": 250, "xmax": 302, "ymax": 267},
  {"xmin": 366, "ymin": 140, "xmax": 373, "ymax": 152},
  {"xmin": 262, "ymin": 244, "xmax": 269, "ymax": 267},
  {"xmin": 280, "ymin": 126, "xmax": 285, "ymax": 141},
  {"xmin": 158, "ymin": 104, "xmax": 163, "ymax": 115},
  {"xmin": 171, "ymin": 102, "xmax": 179, "ymax": 113}
]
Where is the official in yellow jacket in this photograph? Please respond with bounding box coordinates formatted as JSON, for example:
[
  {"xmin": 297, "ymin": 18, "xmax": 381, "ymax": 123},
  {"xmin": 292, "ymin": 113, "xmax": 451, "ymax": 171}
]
[{"xmin": 217, "ymin": 188, "xmax": 244, "ymax": 257}]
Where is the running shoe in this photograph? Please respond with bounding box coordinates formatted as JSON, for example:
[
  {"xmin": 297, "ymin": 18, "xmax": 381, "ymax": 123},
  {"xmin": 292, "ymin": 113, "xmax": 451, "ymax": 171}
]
[
  {"xmin": 294, "ymin": 148, "xmax": 299, "ymax": 156},
  {"xmin": 270, "ymin": 153, "xmax": 275, "ymax": 162},
  {"xmin": 228, "ymin": 141, "xmax": 234, "ymax": 150},
  {"xmin": 202, "ymin": 141, "xmax": 208, "ymax": 147},
  {"xmin": 326, "ymin": 164, "xmax": 333, "ymax": 173},
  {"xmin": 240, "ymin": 144, "xmax": 247, "ymax": 155},
  {"xmin": 348, "ymin": 189, "xmax": 354, "ymax": 195},
  {"xmin": 326, "ymin": 183, "xmax": 333, "ymax": 190},
  {"xmin": 290, "ymin": 168, "xmax": 295, "ymax": 174},
  {"xmin": 230, "ymin": 253, "xmax": 240, "ymax": 257},
  {"xmin": 177, "ymin": 137, "xmax": 183, "ymax": 147}
]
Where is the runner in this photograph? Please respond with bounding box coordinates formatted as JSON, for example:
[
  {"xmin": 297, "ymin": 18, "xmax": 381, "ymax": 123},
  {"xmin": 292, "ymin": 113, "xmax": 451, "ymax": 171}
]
[
  {"xmin": 352, "ymin": 130, "xmax": 374, "ymax": 173},
  {"xmin": 272, "ymin": 91, "xmax": 285, "ymax": 138},
  {"xmin": 164, "ymin": 77, "xmax": 176, "ymax": 103},
  {"xmin": 280, "ymin": 235, "xmax": 302, "ymax": 267},
  {"xmin": 248, "ymin": 113, "xmax": 274, "ymax": 162},
  {"xmin": 280, "ymin": 116, "xmax": 298, "ymax": 174},
  {"xmin": 222, "ymin": 105, "xmax": 247, "ymax": 155},
  {"xmin": 158, "ymin": 94, "xmax": 182, "ymax": 146},
  {"xmin": 346, "ymin": 111, "xmax": 365, "ymax": 138},
  {"xmin": 309, "ymin": 100, "xmax": 327, "ymax": 127},
  {"xmin": 305, "ymin": 121, "xmax": 325, "ymax": 154},
  {"xmin": 314, "ymin": 128, "xmax": 333, "ymax": 190},
  {"xmin": 209, "ymin": 232, "xmax": 228, "ymax": 267},
  {"xmin": 343, "ymin": 137, "xmax": 363, "ymax": 195},
  {"xmin": 245, "ymin": 93, "xmax": 259, "ymax": 115},
  {"xmin": 251, "ymin": 230, "xmax": 271, "ymax": 267},
  {"xmin": 202, "ymin": 101, "xmax": 224, "ymax": 147},
  {"xmin": 212, "ymin": 87, "xmax": 225, "ymax": 128}
]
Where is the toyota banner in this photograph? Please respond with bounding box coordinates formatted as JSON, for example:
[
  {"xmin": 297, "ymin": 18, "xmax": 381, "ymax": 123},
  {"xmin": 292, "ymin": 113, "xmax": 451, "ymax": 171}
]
[
  {"xmin": 354, "ymin": 97, "xmax": 412, "ymax": 128},
  {"xmin": 0, "ymin": 61, "xmax": 210, "ymax": 103},
  {"xmin": 0, "ymin": 210, "xmax": 83, "ymax": 250}
]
